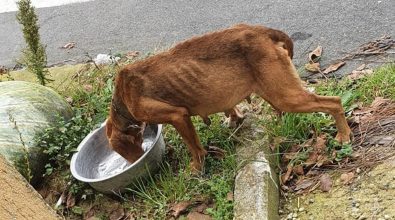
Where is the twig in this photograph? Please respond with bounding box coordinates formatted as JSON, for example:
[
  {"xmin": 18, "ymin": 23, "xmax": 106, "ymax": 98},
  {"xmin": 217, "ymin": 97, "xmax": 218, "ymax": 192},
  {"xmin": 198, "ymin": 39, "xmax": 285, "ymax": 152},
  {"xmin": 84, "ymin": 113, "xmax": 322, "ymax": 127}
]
[{"xmin": 84, "ymin": 52, "xmax": 100, "ymax": 70}]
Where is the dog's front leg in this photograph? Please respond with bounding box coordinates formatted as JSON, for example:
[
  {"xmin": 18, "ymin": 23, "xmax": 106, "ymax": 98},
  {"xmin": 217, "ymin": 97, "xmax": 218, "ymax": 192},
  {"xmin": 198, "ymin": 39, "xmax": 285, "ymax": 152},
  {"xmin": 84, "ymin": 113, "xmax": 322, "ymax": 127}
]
[{"xmin": 130, "ymin": 97, "xmax": 208, "ymax": 173}]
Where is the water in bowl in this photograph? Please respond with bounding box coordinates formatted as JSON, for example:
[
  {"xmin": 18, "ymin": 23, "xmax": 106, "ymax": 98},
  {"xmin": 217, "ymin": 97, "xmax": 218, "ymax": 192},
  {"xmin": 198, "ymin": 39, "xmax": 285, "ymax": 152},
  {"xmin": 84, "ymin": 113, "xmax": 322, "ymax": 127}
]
[{"xmin": 96, "ymin": 138, "xmax": 154, "ymax": 178}]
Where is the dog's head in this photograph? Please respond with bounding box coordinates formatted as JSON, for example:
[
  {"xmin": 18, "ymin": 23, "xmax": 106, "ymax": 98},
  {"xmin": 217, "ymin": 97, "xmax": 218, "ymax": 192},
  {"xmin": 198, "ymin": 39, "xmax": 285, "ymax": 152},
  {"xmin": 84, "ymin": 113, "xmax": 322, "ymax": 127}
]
[{"xmin": 105, "ymin": 115, "xmax": 145, "ymax": 163}]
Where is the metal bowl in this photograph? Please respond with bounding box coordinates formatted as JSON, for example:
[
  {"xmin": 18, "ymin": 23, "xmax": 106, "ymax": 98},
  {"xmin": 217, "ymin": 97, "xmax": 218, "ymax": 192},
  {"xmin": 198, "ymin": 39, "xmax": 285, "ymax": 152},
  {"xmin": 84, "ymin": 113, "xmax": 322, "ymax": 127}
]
[{"xmin": 70, "ymin": 123, "xmax": 165, "ymax": 193}]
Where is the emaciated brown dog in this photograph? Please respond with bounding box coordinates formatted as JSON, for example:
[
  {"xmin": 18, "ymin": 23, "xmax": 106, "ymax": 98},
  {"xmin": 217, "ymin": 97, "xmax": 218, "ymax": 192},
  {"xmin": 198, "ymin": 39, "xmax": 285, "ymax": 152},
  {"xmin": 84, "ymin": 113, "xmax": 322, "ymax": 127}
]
[{"xmin": 106, "ymin": 24, "xmax": 352, "ymax": 172}]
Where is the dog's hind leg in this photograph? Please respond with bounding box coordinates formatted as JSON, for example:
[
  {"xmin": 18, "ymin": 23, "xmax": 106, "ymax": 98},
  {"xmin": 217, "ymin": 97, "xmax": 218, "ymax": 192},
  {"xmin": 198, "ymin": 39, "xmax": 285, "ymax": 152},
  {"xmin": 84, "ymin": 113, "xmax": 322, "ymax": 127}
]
[
  {"xmin": 251, "ymin": 47, "xmax": 351, "ymax": 143},
  {"xmin": 129, "ymin": 97, "xmax": 208, "ymax": 172},
  {"xmin": 225, "ymin": 107, "xmax": 244, "ymax": 128},
  {"xmin": 265, "ymin": 91, "xmax": 351, "ymax": 143},
  {"xmin": 255, "ymin": 72, "xmax": 351, "ymax": 143}
]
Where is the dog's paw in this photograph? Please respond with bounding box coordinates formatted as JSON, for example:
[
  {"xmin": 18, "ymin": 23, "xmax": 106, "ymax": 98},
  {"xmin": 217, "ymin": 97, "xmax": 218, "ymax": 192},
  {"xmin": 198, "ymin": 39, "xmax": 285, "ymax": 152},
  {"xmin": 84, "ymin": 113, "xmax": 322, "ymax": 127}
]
[
  {"xmin": 335, "ymin": 131, "xmax": 353, "ymax": 144},
  {"xmin": 189, "ymin": 159, "xmax": 205, "ymax": 176}
]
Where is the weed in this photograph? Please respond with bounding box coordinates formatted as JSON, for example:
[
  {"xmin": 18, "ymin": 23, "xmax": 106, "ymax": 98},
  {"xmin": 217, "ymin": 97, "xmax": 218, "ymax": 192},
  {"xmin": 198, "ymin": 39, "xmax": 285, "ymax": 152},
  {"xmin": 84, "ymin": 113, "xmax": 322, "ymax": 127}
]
[
  {"xmin": 8, "ymin": 112, "xmax": 32, "ymax": 182},
  {"xmin": 16, "ymin": 0, "xmax": 51, "ymax": 85},
  {"xmin": 357, "ymin": 64, "xmax": 395, "ymax": 102},
  {"xmin": 327, "ymin": 137, "xmax": 353, "ymax": 162}
]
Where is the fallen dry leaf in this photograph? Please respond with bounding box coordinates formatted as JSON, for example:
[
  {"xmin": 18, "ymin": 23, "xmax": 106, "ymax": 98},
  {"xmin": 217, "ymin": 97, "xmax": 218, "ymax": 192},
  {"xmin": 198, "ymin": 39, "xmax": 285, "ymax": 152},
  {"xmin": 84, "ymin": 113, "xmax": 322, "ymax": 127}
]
[
  {"xmin": 322, "ymin": 61, "xmax": 346, "ymax": 74},
  {"xmin": 83, "ymin": 84, "xmax": 93, "ymax": 92},
  {"xmin": 305, "ymin": 135, "xmax": 327, "ymax": 166},
  {"xmin": 347, "ymin": 69, "xmax": 373, "ymax": 80},
  {"xmin": 270, "ymin": 136, "xmax": 285, "ymax": 151},
  {"xmin": 305, "ymin": 62, "xmax": 321, "ymax": 73},
  {"xmin": 309, "ymin": 46, "xmax": 323, "ymax": 62},
  {"xmin": 0, "ymin": 65, "xmax": 7, "ymax": 74},
  {"xmin": 109, "ymin": 206, "xmax": 125, "ymax": 220},
  {"xmin": 319, "ymin": 173, "xmax": 332, "ymax": 192},
  {"xmin": 193, "ymin": 203, "xmax": 209, "ymax": 213},
  {"xmin": 226, "ymin": 192, "xmax": 233, "ymax": 201},
  {"xmin": 66, "ymin": 193, "xmax": 75, "ymax": 208},
  {"xmin": 60, "ymin": 42, "xmax": 75, "ymax": 49},
  {"xmin": 170, "ymin": 201, "xmax": 192, "ymax": 218},
  {"xmin": 126, "ymin": 51, "xmax": 140, "ymax": 59},
  {"xmin": 281, "ymin": 165, "xmax": 293, "ymax": 184},
  {"xmin": 65, "ymin": 97, "xmax": 73, "ymax": 104},
  {"xmin": 293, "ymin": 165, "xmax": 304, "ymax": 175},
  {"xmin": 294, "ymin": 179, "xmax": 314, "ymax": 191},
  {"xmin": 84, "ymin": 205, "xmax": 98, "ymax": 219},
  {"xmin": 207, "ymin": 146, "xmax": 226, "ymax": 159},
  {"xmin": 316, "ymin": 154, "xmax": 331, "ymax": 167},
  {"xmin": 187, "ymin": 211, "xmax": 212, "ymax": 220},
  {"xmin": 356, "ymin": 63, "xmax": 367, "ymax": 71},
  {"xmin": 340, "ymin": 172, "xmax": 355, "ymax": 185}
]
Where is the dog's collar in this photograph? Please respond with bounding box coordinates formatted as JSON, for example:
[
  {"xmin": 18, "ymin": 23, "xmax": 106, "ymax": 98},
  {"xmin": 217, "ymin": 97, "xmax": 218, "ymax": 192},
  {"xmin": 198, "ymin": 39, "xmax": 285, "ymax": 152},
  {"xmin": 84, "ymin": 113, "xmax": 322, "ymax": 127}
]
[{"xmin": 111, "ymin": 98, "xmax": 143, "ymax": 132}]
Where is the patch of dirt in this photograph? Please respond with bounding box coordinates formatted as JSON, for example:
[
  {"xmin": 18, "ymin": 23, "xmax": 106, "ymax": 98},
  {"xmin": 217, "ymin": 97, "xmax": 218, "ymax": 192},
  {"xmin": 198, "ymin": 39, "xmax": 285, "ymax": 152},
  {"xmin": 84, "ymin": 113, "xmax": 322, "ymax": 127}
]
[
  {"xmin": 0, "ymin": 155, "xmax": 60, "ymax": 220},
  {"xmin": 280, "ymin": 153, "xmax": 395, "ymax": 220}
]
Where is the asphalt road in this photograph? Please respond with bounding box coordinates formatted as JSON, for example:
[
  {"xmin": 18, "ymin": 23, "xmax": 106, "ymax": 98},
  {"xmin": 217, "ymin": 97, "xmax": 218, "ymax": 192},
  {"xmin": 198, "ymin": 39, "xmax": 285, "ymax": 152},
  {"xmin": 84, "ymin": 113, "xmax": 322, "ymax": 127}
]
[{"xmin": 1, "ymin": 0, "xmax": 394, "ymax": 74}]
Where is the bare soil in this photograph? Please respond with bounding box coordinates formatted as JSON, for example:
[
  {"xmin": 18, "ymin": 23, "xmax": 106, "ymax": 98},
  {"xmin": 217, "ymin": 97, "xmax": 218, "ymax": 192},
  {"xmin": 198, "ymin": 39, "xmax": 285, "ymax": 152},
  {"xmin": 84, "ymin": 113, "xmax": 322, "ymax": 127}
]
[{"xmin": 0, "ymin": 155, "xmax": 60, "ymax": 220}]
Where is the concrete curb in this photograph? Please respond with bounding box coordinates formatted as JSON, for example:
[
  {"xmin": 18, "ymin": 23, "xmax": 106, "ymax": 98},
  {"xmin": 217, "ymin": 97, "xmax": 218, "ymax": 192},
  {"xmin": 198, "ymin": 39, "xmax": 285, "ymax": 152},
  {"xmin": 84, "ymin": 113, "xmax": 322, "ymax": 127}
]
[{"xmin": 233, "ymin": 116, "xmax": 280, "ymax": 220}]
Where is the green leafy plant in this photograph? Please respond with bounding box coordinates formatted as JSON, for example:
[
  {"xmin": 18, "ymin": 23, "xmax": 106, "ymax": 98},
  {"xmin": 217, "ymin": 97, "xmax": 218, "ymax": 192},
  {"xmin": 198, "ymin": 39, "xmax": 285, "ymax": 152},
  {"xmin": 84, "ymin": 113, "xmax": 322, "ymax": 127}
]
[
  {"xmin": 39, "ymin": 110, "xmax": 94, "ymax": 176},
  {"xmin": 327, "ymin": 137, "xmax": 353, "ymax": 162},
  {"xmin": 16, "ymin": 0, "xmax": 51, "ymax": 85}
]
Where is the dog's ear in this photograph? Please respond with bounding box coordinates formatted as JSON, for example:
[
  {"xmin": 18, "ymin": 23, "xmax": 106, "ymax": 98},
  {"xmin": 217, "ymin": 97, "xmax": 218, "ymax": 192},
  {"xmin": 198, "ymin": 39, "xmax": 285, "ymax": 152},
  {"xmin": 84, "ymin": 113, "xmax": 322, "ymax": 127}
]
[{"xmin": 275, "ymin": 41, "xmax": 293, "ymax": 59}]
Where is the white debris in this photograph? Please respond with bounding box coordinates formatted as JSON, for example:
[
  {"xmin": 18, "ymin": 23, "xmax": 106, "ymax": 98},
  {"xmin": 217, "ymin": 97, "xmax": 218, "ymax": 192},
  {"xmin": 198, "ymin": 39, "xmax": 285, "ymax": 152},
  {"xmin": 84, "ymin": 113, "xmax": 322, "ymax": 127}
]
[{"xmin": 93, "ymin": 54, "xmax": 120, "ymax": 65}]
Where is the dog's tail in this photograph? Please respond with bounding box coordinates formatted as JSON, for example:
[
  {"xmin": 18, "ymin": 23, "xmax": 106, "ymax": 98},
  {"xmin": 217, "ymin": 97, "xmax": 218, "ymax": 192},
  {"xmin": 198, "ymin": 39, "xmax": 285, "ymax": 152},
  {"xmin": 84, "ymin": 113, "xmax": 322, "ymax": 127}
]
[{"xmin": 267, "ymin": 29, "xmax": 294, "ymax": 59}]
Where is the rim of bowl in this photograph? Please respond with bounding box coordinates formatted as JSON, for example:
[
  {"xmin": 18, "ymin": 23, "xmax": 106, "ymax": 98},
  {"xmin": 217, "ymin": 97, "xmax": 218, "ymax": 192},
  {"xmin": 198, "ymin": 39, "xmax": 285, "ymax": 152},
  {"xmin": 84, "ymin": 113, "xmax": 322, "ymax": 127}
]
[{"xmin": 70, "ymin": 123, "xmax": 163, "ymax": 183}]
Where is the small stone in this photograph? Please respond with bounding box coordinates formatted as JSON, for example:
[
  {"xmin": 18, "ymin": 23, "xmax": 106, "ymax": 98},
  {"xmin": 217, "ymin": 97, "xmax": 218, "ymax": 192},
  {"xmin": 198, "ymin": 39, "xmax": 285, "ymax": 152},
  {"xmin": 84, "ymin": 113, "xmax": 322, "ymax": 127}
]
[
  {"xmin": 351, "ymin": 212, "xmax": 360, "ymax": 218},
  {"xmin": 279, "ymin": 209, "xmax": 284, "ymax": 214},
  {"xmin": 293, "ymin": 213, "xmax": 298, "ymax": 218},
  {"xmin": 355, "ymin": 203, "xmax": 360, "ymax": 208},
  {"xmin": 356, "ymin": 168, "xmax": 361, "ymax": 173},
  {"xmin": 352, "ymin": 207, "xmax": 360, "ymax": 213},
  {"xmin": 298, "ymin": 207, "xmax": 305, "ymax": 212},
  {"xmin": 287, "ymin": 213, "xmax": 293, "ymax": 220},
  {"xmin": 358, "ymin": 214, "xmax": 367, "ymax": 220},
  {"xmin": 309, "ymin": 198, "xmax": 315, "ymax": 204},
  {"xmin": 384, "ymin": 215, "xmax": 390, "ymax": 219}
]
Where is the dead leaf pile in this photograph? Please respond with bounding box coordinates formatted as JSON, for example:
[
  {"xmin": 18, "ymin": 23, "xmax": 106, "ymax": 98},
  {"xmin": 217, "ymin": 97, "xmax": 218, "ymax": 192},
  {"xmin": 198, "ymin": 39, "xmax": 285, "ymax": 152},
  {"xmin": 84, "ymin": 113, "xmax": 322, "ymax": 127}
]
[
  {"xmin": 351, "ymin": 97, "xmax": 395, "ymax": 146},
  {"xmin": 281, "ymin": 134, "xmax": 332, "ymax": 186},
  {"xmin": 342, "ymin": 35, "xmax": 395, "ymax": 60}
]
